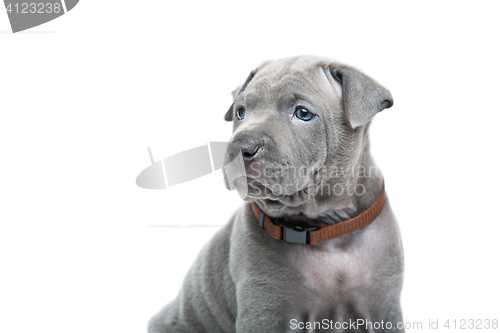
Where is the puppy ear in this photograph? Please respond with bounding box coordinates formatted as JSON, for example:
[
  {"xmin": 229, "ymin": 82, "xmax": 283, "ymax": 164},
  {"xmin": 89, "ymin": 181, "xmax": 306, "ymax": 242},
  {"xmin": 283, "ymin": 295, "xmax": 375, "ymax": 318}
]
[
  {"xmin": 223, "ymin": 85, "xmax": 242, "ymax": 121},
  {"xmin": 231, "ymin": 85, "xmax": 242, "ymax": 99},
  {"xmin": 224, "ymin": 70, "xmax": 257, "ymax": 122},
  {"xmin": 330, "ymin": 68, "xmax": 393, "ymax": 129}
]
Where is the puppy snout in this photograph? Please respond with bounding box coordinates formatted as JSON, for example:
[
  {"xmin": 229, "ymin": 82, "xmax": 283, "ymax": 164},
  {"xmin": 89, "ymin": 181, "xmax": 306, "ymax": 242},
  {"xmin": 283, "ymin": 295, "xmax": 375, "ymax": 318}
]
[{"xmin": 229, "ymin": 131, "xmax": 271, "ymax": 167}]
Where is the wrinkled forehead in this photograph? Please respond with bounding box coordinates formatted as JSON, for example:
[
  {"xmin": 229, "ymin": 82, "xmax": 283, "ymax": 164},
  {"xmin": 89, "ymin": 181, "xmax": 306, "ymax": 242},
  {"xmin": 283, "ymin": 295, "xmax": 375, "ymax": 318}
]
[{"xmin": 240, "ymin": 59, "xmax": 338, "ymax": 106}]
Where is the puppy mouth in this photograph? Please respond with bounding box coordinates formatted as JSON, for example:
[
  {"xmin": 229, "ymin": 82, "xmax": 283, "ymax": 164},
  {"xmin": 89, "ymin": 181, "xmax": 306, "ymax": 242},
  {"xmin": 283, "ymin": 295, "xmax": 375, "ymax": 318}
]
[
  {"xmin": 261, "ymin": 198, "xmax": 286, "ymax": 211},
  {"xmin": 235, "ymin": 177, "xmax": 312, "ymax": 210}
]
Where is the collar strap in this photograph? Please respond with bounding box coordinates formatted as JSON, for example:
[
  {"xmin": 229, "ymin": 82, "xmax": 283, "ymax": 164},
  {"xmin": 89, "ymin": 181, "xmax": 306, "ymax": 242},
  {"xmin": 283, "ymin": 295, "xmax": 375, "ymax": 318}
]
[{"xmin": 251, "ymin": 183, "xmax": 386, "ymax": 245}]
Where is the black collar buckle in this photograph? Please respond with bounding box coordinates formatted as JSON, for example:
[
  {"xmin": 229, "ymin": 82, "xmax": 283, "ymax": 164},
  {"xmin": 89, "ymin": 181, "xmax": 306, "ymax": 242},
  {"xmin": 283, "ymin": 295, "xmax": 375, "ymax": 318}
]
[
  {"xmin": 280, "ymin": 224, "xmax": 319, "ymax": 245},
  {"xmin": 258, "ymin": 209, "xmax": 319, "ymax": 245}
]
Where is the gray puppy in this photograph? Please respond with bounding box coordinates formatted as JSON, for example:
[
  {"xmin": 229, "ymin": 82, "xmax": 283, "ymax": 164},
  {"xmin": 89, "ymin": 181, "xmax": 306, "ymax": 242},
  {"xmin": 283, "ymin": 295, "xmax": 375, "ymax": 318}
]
[{"xmin": 149, "ymin": 56, "xmax": 404, "ymax": 333}]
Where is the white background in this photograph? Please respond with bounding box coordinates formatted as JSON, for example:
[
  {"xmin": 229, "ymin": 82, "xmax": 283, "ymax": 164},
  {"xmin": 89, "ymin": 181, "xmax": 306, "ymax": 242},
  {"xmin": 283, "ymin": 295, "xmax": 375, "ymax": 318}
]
[{"xmin": 1, "ymin": 1, "xmax": 500, "ymax": 332}]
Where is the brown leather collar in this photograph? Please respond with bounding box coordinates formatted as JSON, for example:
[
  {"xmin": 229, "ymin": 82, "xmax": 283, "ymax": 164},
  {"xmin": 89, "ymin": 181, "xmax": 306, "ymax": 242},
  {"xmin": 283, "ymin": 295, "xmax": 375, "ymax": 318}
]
[{"xmin": 251, "ymin": 183, "xmax": 386, "ymax": 245}]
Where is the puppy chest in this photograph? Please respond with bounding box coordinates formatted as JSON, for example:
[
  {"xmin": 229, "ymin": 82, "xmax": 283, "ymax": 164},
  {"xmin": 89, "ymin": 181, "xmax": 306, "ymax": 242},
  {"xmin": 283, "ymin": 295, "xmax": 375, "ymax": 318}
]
[{"xmin": 292, "ymin": 247, "xmax": 373, "ymax": 299}]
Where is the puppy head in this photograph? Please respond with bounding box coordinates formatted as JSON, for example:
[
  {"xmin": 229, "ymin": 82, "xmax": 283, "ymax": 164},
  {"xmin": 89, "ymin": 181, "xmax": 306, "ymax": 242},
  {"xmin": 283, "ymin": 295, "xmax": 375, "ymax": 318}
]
[{"xmin": 223, "ymin": 56, "xmax": 393, "ymax": 217}]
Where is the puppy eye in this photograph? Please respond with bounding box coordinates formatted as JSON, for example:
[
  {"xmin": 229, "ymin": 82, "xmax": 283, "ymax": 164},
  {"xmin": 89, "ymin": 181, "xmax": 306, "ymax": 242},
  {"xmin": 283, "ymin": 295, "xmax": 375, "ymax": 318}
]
[
  {"xmin": 294, "ymin": 107, "xmax": 315, "ymax": 121},
  {"xmin": 236, "ymin": 107, "xmax": 246, "ymax": 120}
]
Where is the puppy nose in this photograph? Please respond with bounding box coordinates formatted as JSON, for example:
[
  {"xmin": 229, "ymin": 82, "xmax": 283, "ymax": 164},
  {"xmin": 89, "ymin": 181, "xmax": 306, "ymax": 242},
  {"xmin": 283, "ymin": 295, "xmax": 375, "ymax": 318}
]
[{"xmin": 229, "ymin": 131, "xmax": 269, "ymax": 166}]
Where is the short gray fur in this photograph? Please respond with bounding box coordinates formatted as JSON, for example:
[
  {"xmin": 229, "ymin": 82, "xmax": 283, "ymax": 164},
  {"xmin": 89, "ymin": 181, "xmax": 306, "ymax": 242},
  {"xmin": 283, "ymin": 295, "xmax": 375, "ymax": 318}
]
[{"xmin": 149, "ymin": 56, "xmax": 404, "ymax": 332}]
